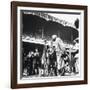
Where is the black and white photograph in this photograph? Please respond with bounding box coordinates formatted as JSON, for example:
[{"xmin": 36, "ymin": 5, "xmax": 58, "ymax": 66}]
[
  {"xmin": 17, "ymin": 7, "xmax": 83, "ymax": 82},
  {"xmin": 10, "ymin": 1, "xmax": 88, "ymax": 88},
  {"xmin": 11, "ymin": 2, "xmax": 87, "ymax": 88},
  {"xmin": 21, "ymin": 11, "xmax": 80, "ymax": 78}
]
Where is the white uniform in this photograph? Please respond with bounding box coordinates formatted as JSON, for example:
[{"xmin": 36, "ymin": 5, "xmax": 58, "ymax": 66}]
[{"xmin": 52, "ymin": 37, "xmax": 63, "ymax": 70}]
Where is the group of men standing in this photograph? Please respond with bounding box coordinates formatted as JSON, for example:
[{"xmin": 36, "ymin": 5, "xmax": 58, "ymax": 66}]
[
  {"xmin": 23, "ymin": 34, "xmax": 79, "ymax": 77},
  {"xmin": 41, "ymin": 34, "xmax": 79, "ymax": 76}
]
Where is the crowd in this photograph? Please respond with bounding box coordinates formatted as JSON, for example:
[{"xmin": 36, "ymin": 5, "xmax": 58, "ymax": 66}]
[{"xmin": 22, "ymin": 35, "xmax": 79, "ymax": 77}]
